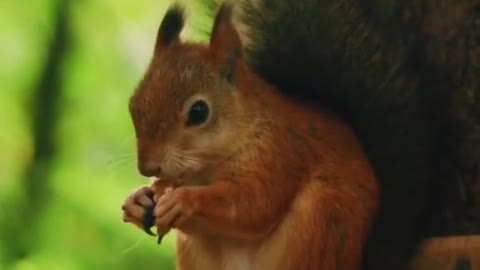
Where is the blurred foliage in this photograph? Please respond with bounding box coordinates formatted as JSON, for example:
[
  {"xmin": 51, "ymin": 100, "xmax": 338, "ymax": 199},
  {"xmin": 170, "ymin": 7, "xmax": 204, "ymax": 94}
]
[{"xmin": 0, "ymin": 0, "xmax": 211, "ymax": 269}]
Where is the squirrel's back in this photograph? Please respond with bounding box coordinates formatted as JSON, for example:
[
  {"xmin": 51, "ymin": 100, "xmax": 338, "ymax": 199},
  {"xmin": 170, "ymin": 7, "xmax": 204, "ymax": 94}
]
[{"xmin": 197, "ymin": 0, "xmax": 444, "ymax": 269}]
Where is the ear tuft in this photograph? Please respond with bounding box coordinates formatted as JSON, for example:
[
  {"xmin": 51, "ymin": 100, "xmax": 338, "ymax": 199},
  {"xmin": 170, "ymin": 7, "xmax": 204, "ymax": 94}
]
[
  {"xmin": 156, "ymin": 4, "xmax": 185, "ymax": 49},
  {"xmin": 210, "ymin": 2, "xmax": 235, "ymax": 43},
  {"xmin": 210, "ymin": 2, "xmax": 242, "ymax": 83}
]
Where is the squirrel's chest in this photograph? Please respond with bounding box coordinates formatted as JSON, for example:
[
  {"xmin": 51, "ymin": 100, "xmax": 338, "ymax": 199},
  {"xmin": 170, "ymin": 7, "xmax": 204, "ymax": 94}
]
[
  {"xmin": 175, "ymin": 231, "xmax": 255, "ymax": 270},
  {"xmin": 222, "ymin": 246, "xmax": 252, "ymax": 270}
]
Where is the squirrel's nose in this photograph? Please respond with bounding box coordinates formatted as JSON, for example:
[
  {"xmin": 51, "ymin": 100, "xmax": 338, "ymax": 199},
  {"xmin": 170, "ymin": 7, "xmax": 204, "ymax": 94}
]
[{"xmin": 138, "ymin": 161, "xmax": 162, "ymax": 178}]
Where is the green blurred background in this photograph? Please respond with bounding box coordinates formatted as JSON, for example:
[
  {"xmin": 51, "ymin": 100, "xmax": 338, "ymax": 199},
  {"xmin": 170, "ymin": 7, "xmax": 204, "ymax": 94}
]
[{"xmin": 0, "ymin": 1, "xmax": 210, "ymax": 269}]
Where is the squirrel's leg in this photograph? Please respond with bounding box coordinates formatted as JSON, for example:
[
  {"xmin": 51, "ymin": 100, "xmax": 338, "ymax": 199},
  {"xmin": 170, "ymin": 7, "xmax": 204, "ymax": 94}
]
[
  {"xmin": 276, "ymin": 180, "xmax": 373, "ymax": 270},
  {"xmin": 152, "ymin": 178, "xmax": 295, "ymax": 242}
]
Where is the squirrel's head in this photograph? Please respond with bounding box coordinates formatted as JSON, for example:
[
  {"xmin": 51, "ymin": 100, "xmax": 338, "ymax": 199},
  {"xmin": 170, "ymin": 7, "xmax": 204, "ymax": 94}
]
[{"xmin": 129, "ymin": 3, "xmax": 257, "ymax": 180}]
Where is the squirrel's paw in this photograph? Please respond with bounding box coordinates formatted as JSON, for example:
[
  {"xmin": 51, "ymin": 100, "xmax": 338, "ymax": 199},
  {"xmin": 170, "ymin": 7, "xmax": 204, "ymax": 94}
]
[
  {"xmin": 121, "ymin": 186, "xmax": 156, "ymax": 235},
  {"xmin": 153, "ymin": 187, "xmax": 197, "ymax": 239}
]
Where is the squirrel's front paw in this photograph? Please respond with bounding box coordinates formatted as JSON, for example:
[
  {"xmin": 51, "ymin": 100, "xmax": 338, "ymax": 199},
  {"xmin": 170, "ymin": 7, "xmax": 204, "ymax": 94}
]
[
  {"xmin": 153, "ymin": 187, "xmax": 198, "ymax": 242},
  {"xmin": 121, "ymin": 186, "xmax": 156, "ymax": 235}
]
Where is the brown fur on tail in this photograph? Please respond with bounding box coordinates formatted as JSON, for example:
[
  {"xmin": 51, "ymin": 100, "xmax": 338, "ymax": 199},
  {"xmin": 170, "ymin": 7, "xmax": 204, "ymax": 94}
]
[{"xmin": 411, "ymin": 236, "xmax": 480, "ymax": 270}]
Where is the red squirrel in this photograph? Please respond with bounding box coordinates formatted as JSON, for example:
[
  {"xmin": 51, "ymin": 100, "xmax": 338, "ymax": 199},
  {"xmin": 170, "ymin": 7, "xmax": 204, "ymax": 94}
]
[
  {"xmin": 121, "ymin": 0, "xmax": 451, "ymax": 269},
  {"xmin": 122, "ymin": 3, "xmax": 379, "ymax": 270}
]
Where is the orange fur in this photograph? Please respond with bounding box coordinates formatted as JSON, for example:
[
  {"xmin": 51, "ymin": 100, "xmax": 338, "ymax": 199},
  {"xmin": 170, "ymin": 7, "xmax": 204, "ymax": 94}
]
[
  {"xmin": 156, "ymin": 87, "xmax": 380, "ymax": 270},
  {"xmin": 124, "ymin": 4, "xmax": 379, "ymax": 270}
]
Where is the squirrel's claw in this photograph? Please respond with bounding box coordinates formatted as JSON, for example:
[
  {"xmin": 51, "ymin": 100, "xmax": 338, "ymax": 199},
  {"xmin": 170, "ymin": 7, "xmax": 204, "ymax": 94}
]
[
  {"xmin": 157, "ymin": 234, "xmax": 164, "ymax": 245},
  {"xmin": 156, "ymin": 225, "xmax": 168, "ymax": 244}
]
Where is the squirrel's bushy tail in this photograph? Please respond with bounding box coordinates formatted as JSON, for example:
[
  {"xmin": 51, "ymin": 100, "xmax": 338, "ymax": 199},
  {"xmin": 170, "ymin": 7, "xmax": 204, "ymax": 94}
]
[{"xmin": 194, "ymin": 0, "xmax": 445, "ymax": 269}]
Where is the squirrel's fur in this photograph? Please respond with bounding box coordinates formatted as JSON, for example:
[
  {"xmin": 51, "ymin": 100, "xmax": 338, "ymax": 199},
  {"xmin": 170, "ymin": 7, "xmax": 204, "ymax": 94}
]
[
  {"xmin": 122, "ymin": 1, "xmax": 445, "ymax": 270},
  {"xmin": 197, "ymin": 1, "xmax": 444, "ymax": 269}
]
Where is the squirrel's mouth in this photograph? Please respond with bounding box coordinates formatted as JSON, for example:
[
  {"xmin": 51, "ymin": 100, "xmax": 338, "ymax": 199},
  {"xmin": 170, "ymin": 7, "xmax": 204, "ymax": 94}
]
[
  {"xmin": 148, "ymin": 176, "xmax": 159, "ymax": 181},
  {"xmin": 148, "ymin": 175, "xmax": 186, "ymax": 186}
]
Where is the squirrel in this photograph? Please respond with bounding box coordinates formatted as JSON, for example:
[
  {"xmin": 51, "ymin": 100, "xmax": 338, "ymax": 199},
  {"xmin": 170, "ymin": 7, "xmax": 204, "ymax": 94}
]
[{"xmin": 121, "ymin": 0, "xmax": 446, "ymax": 269}]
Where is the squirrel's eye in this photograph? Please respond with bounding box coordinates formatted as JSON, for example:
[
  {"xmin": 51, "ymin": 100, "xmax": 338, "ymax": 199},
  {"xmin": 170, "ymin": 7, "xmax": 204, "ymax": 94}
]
[{"xmin": 186, "ymin": 100, "xmax": 209, "ymax": 126}]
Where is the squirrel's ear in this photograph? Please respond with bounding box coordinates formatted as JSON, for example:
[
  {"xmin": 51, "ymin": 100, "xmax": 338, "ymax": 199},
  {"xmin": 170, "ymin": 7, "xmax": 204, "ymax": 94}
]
[
  {"xmin": 155, "ymin": 4, "xmax": 185, "ymax": 50},
  {"xmin": 209, "ymin": 3, "xmax": 242, "ymax": 83}
]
